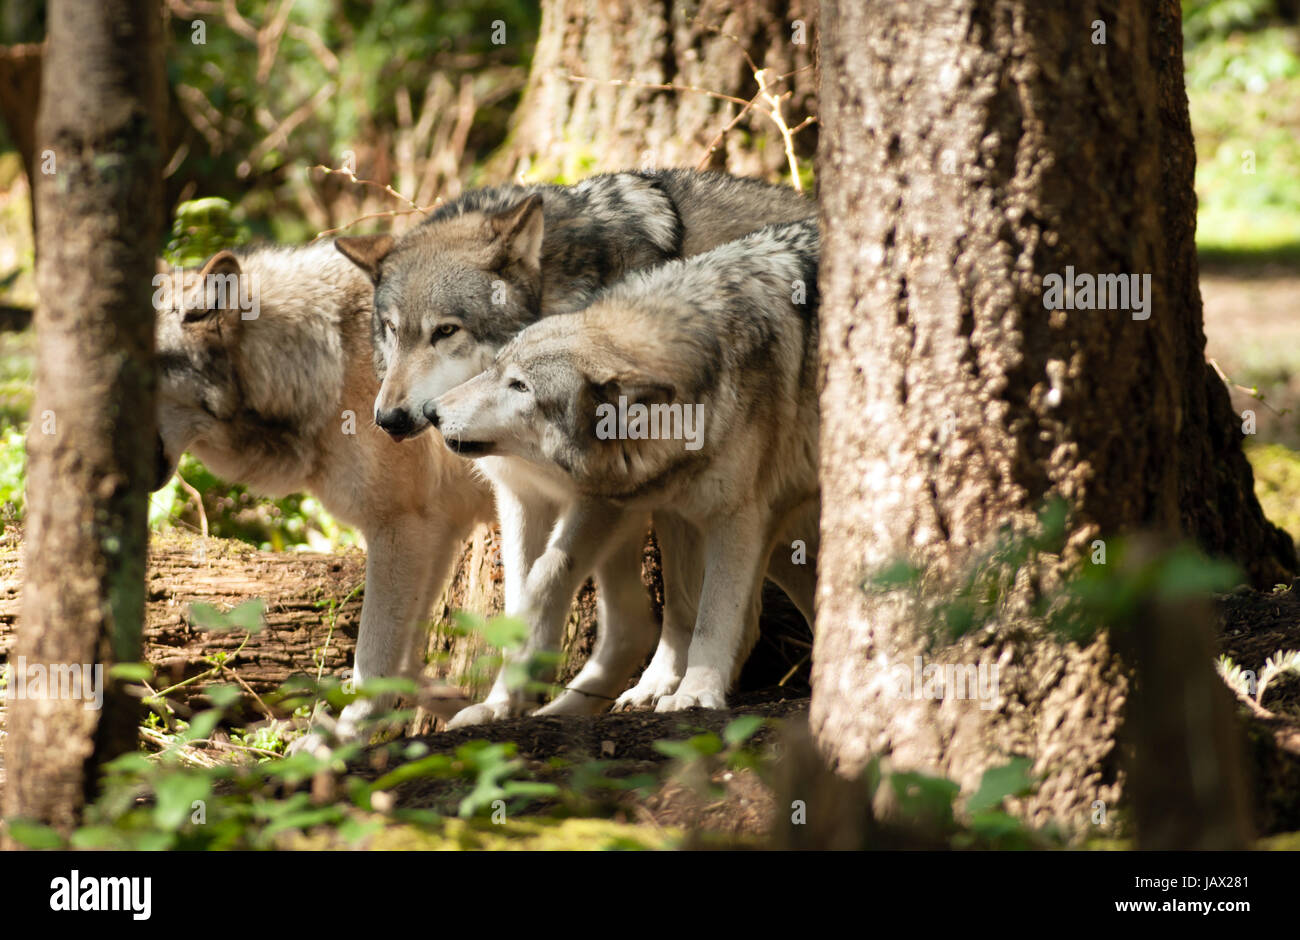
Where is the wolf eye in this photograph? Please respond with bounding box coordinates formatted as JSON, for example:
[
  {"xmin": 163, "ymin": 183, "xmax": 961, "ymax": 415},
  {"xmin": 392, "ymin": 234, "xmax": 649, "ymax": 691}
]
[
  {"xmin": 433, "ymin": 323, "xmax": 460, "ymax": 341},
  {"xmin": 508, "ymin": 378, "xmax": 529, "ymax": 393}
]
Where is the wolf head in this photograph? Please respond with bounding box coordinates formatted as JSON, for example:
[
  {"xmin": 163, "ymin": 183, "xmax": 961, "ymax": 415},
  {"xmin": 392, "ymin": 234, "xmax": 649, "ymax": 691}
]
[
  {"xmin": 335, "ymin": 194, "xmax": 546, "ymax": 441},
  {"xmin": 151, "ymin": 250, "xmax": 251, "ymax": 490},
  {"xmin": 425, "ymin": 312, "xmax": 696, "ymax": 495},
  {"xmin": 152, "ymin": 244, "xmax": 354, "ymax": 493}
]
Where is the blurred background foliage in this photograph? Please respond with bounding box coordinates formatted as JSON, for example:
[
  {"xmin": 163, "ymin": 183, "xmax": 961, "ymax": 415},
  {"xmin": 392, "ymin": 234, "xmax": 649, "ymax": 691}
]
[{"xmin": 0, "ymin": 0, "xmax": 1297, "ymax": 554}]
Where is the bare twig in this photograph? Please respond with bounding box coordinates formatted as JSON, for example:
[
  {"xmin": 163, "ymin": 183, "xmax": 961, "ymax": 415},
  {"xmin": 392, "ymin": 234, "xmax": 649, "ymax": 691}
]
[
  {"xmin": 1209, "ymin": 358, "xmax": 1291, "ymax": 417},
  {"xmin": 176, "ymin": 474, "xmax": 209, "ymax": 539}
]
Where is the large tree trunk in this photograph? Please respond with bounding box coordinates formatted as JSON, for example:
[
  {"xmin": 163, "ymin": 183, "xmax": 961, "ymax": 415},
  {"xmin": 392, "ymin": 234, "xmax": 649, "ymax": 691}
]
[
  {"xmin": 490, "ymin": 0, "xmax": 817, "ymax": 181},
  {"xmin": 811, "ymin": 0, "xmax": 1279, "ymax": 840},
  {"xmin": 1, "ymin": 0, "xmax": 164, "ymax": 837}
]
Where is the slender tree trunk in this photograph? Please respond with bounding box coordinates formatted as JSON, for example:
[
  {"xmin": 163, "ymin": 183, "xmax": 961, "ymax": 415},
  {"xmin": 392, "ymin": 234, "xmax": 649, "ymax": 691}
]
[
  {"xmin": 811, "ymin": 0, "xmax": 1277, "ymax": 838},
  {"xmin": 490, "ymin": 0, "xmax": 817, "ymax": 180},
  {"xmin": 1, "ymin": 0, "xmax": 164, "ymax": 837}
]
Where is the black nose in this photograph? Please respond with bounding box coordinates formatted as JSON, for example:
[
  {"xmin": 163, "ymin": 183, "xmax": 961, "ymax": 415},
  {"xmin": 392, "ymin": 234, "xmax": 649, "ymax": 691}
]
[
  {"xmin": 422, "ymin": 401, "xmax": 440, "ymax": 429},
  {"xmin": 375, "ymin": 407, "xmax": 415, "ymax": 439}
]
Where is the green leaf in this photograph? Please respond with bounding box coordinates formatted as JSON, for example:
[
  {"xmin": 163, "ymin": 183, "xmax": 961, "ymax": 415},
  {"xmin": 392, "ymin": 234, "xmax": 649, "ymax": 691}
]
[
  {"xmin": 103, "ymin": 752, "xmax": 153, "ymax": 776},
  {"xmin": 482, "ymin": 615, "xmax": 530, "ymax": 649},
  {"xmin": 864, "ymin": 560, "xmax": 922, "ymax": 593},
  {"xmin": 1154, "ymin": 548, "xmax": 1242, "ymax": 600},
  {"xmin": 355, "ymin": 677, "xmax": 418, "ymax": 698},
  {"xmin": 723, "ymin": 715, "xmax": 764, "ymax": 746},
  {"xmin": 451, "ymin": 610, "xmax": 487, "ymax": 637},
  {"xmin": 966, "ymin": 757, "xmax": 1036, "ymax": 815},
  {"xmin": 205, "ymin": 684, "xmax": 242, "ymax": 709},
  {"xmin": 367, "ymin": 755, "xmax": 455, "ymax": 795},
  {"xmin": 153, "ymin": 773, "xmax": 213, "ymax": 831},
  {"xmin": 890, "ymin": 771, "xmax": 960, "ymax": 829},
  {"xmin": 5, "ymin": 819, "xmax": 64, "ymax": 849},
  {"xmin": 189, "ymin": 599, "xmax": 266, "ymax": 633},
  {"xmin": 109, "ymin": 662, "xmax": 155, "ymax": 682}
]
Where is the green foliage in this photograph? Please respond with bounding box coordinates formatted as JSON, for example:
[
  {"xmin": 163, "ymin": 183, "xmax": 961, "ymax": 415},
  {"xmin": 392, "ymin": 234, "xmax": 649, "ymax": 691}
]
[
  {"xmin": 1184, "ymin": 0, "xmax": 1283, "ymax": 46},
  {"xmin": 162, "ymin": 0, "xmax": 538, "ymax": 241},
  {"xmin": 0, "ymin": 422, "xmax": 24, "ymax": 522},
  {"xmin": 864, "ymin": 498, "xmax": 1243, "ymax": 647},
  {"xmin": 189, "ymin": 598, "xmax": 267, "ymax": 633},
  {"xmin": 452, "ymin": 611, "xmax": 561, "ymax": 699},
  {"xmin": 864, "ymin": 755, "xmax": 1059, "ymax": 850},
  {"xmin": 653, "ymin": 716, "xmax": 769, "ymax": 798},
  {"xmin": 1184, "ymin": 12, "xmax": 1300, "ymax": 253},
  {"xmin": 164, "ymin": 197, "xmax": 250, "ymax": 268},
  {"xmin": 151, "ymin": 452, "xmax": 359, "ymax": 551},
  {"xmin": 1248, "ymin": 442, "xmax": 1300, "ymax": 549}
]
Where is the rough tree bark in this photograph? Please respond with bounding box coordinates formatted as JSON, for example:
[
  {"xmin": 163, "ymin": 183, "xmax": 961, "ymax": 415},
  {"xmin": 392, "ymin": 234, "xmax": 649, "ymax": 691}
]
[
  {"xmin": 490, "ymin": 0, "xmax": 817, "ymax": 181},
  {"xmin": 811, "ymin": 0, "xmax": 1282, "ymax": 839},
  {"xmin": 1, "ymin": 0, "xmax": 165, "ymax": 836}
]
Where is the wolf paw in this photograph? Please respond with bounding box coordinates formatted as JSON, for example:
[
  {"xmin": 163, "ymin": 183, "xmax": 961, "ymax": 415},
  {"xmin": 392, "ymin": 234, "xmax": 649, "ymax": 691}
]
[
  {"xmin": 445, "ymin": 700, "xmax": 513, "ymax": 729},
  {"xmin": 286, "ymin": 731, "xmax": 329, "ymax": 758},
  {"xmin": 654, "ymin": 686, "xmax": 727, "ymax": 712},
  {"xmin": 536, "ymin": 689, "xmax": 609, "ymax": 716},
  {"xmin": 614, "ymin": 673, "xmax": 682, "ymax": 711}
]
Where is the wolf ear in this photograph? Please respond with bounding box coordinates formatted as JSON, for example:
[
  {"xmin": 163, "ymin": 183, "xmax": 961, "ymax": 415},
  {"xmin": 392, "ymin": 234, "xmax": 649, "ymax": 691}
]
[
  {"xmin": 335, "ymin": 234, "xmax": 395, "ymax": 283},
  {"xmin": 487, "ymin": 193, "xmax": 544, "ymax": 271},
  {"xmin": 185, "ymin": 250, "xmax": 244, "ymax": 330},
  {"xmin": 593, "ymin": 374, "xmax": 675, "ymax": 408},
  {"xmin": 198, "ymin": 249, "xmax": 241, "ymax": 279}
]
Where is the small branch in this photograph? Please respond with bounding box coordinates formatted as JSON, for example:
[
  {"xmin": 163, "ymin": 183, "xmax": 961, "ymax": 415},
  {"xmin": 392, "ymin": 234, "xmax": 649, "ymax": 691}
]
[{"xmin": 1209, "ymin": 358, "xmax": 1291, "ymax": 417}]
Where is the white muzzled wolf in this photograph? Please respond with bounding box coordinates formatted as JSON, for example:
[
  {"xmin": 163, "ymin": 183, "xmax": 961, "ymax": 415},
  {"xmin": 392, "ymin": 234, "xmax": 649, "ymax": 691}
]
[
  {"xmin": 336, "ymin": 170, "xmax": 819, "ymax": 725},
  {"xmin": 428, "ymin": 218, "xmax": 821, "ymax": 713}
]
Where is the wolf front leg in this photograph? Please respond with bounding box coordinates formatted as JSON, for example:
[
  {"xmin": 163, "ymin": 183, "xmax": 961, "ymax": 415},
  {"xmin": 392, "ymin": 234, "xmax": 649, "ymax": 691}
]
[
  {"xmin": 290, "ymin": 514, "xmax": 463, "ymax": 754},
  {"xmin": 656, "ymin": 508, "xmax": 767, "ymax": 712},
  {"xmin": 541, "ymin": 518, "xmax": 659, "ymax": 715},
  {"xmin": 445, "ymin": 480, "xmax": 556, "ymax": 728}
]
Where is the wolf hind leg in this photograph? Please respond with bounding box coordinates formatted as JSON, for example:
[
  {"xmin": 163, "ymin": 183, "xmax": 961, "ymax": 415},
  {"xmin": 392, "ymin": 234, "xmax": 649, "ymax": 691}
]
[
  {"xmin": 763, "ymin": 497, "xmax": 819, "ymax": 625},
  {"xmin": 657, "ymin": 507, "xmax": 767, "ymax": 712},
  {"xmin": 614, "ymin": 513, "xmax": 701, "ymax": 710}
]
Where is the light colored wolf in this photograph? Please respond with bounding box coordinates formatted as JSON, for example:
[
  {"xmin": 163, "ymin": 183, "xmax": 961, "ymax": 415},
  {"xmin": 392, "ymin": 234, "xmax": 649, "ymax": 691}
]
[
  {"xmin": 151, "ymin": 243, "xmax": 493, "ymax": 746},
  {"xmin": 428, "ymin": 218, "xmax": 821, "ymax": 712},
  {"xmin": 335, "ymin": 170, "xmax": 818, "ymax": 725}
]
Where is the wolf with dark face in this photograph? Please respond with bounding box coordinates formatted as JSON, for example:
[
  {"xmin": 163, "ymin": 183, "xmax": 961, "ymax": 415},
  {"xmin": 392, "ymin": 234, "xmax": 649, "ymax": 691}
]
[
  {"xmin": 152, "ymin": 242, "xmax": 492, "ymax": 749},
  {"xmin": 336, "ymin": 170, "xmax": 818, "ymax": 726},
  {"xmin": 429, "ymin": 218, "xmax": 822, "ymax": 712}
]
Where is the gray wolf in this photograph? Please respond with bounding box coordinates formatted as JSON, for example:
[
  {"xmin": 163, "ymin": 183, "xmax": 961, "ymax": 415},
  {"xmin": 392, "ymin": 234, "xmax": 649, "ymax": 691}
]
[
  {"xmin": 335, "ymin": 170, "xmax": 817, "ymax": 725},
  {"xmin": 151, "ymin": 242, "xmax": 493, "ymax": 747},
  {"xmin": 428, "ymin": 218, "xmax": 821, "ymax": 715}
]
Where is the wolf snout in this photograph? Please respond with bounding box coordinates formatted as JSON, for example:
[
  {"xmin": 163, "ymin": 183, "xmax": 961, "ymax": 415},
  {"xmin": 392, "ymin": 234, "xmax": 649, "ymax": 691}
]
[
  {"xmin": 421, "ymin": 400, "xmax": 441, "ymax": 429},
  {"xmin": 375, "ymin": 407, "xmax": 417, "ymax": 440}
]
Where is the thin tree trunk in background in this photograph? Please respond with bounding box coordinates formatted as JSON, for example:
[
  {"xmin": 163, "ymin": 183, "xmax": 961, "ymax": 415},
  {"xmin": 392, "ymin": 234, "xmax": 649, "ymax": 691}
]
[
  {"xmin": 812, "ymin": 0, "xmax": 1271, "ymax": 839},
  {"xmin": 490, "ymin": 0, "xmax": 817, "ymax": 180},
  {"xmin": 2, "ymin": 0, "xmax": 164, "ymax": 837}
]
